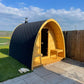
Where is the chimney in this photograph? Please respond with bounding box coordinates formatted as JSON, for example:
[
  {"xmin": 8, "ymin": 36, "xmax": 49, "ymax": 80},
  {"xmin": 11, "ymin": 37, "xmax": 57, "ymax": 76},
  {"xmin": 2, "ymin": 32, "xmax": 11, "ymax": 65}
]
[{"xmin": 25, "ymin": 18, "xmax": 28, "ymax": 23}]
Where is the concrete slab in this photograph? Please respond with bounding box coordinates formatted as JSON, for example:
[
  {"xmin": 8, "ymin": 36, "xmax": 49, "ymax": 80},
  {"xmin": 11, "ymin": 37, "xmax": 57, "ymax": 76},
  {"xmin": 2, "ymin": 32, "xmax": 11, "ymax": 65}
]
[
  {"xmin": 18, "ymin": 72, "xmax": 36, "ymax": 80},
  {"xmin": 0, "ymin": 83, "xmax": 3, "ymax": 84},
  {"xmin": 42, "ymin": 73, "xmax": 66, "ymax": 84},
  {"xmin": 24, "ymin": 73, "xmax": 49, "ymax": 84},
  {"xmin": 44, "ymin": 65, "xmax": 66, "ymax": 75},
  {"xmin": 58, "ymin": 78, "xmax": 82, "ymax": 84},
  {"xmin": 11, "ymin": 76, "xmax": 23, "ymax": 82},
  {"xmin": 3, "ymin": 79, "xmax": 26, "ymax": 84},
  {"xmin": 62, "ymin": 58, "xmax": 82, "ymax": 66},
  {"xmin": 61, "ymin": 72, "xmax": 84, "ymax": 84},
  {"xmin": 67, "ymin": 68, "xmax": 84, "ymax": 82},
  {"xmin": 53, "ymin": 61, "xmax": 72, "ymax": 69},
  {"xmin": 3, "ymin": 80, "xmax": 13, "ymax": 84},
  {"xmin": 11, "ymin": 80, "xmax": 26, "ymax": 84},
  {"xmin": 34, "ymin": 67, "xmax": 53, "ymax": 77}
]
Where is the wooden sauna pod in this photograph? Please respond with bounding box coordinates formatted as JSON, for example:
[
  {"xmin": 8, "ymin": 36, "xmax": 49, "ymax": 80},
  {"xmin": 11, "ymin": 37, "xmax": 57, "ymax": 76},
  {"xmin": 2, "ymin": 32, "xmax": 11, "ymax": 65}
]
[{"xmin": 9, "ymin": 19, "xmax": 65, "ymax": 70}]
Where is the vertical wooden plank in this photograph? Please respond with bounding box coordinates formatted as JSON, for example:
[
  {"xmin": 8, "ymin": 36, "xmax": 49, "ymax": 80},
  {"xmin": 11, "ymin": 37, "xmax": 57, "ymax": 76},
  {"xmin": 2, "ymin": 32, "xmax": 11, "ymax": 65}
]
[
  {"xmin": 80, "ymin": 30, "xmax": 84, "ymax": 61},
  {"xmin": 65, "ymin": 31, "xmax": 76, "ymax": 59}
]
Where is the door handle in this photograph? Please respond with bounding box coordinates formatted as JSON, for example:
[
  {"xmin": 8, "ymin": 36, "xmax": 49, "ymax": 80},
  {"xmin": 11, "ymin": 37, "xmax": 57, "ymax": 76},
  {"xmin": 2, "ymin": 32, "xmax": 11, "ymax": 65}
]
[{"xmin": 41, "ymin": 42, "xmax": 44, "ymax": 44}]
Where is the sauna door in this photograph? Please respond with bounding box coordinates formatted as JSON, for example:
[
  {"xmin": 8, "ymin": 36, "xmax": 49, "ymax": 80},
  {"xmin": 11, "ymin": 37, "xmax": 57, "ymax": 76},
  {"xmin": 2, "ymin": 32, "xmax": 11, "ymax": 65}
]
[{"xmin": 41, "ymin": 29, "xmax": 48, "ymax": 56}]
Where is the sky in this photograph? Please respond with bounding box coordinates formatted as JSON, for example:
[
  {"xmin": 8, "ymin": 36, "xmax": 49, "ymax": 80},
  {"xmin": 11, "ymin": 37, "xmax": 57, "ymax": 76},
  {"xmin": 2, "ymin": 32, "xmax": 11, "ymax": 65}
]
[{"xmin": 0, "ymin": 0, "xmax": 84, "ymax": 31}]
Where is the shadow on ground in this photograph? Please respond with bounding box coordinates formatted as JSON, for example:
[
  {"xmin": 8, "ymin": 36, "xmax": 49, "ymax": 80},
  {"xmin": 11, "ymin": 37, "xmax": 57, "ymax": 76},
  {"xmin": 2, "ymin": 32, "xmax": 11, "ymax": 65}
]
[{"xmin": 62, "ymin": 58, "xmax": 84, "ymax": 67}]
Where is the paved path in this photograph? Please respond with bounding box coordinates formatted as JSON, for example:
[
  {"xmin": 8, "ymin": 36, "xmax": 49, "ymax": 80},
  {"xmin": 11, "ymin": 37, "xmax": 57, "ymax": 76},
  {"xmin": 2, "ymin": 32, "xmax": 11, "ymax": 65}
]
[{"xmin": 1, "ymin": 58, "xmax": 84, "ymax": 84}]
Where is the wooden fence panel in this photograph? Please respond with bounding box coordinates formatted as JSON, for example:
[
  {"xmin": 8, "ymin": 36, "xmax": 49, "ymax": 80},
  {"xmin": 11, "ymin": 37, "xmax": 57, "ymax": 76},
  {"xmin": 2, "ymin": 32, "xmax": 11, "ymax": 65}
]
[{"xmin": 63, "ymin": 30, "xmax": 84, "ymax": 62}]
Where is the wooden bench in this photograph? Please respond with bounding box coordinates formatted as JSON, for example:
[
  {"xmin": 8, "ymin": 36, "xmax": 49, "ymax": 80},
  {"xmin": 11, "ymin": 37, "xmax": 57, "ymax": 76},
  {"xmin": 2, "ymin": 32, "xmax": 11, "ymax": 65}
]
[{"xmin": 50, "ymin": 49, "xmax": 63, "ymax": 58}]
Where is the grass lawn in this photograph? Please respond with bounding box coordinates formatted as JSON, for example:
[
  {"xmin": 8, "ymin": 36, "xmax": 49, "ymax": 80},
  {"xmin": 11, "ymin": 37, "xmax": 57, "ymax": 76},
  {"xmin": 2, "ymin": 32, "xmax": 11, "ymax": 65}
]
[
  {"xmin": 0, "ymin": 38, "xmax": 30, "ymax": 82},
  {"xmin": 0, "ymin": 38, "xmax": 10, "ymax": 43}
]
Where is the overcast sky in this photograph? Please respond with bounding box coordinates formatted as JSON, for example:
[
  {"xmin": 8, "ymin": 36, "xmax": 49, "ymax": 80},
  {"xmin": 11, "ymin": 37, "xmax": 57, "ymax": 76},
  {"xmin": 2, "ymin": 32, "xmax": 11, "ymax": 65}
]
[{"xmin": 0, "ymin": 0, "xmax": 84, "ymax": 31}]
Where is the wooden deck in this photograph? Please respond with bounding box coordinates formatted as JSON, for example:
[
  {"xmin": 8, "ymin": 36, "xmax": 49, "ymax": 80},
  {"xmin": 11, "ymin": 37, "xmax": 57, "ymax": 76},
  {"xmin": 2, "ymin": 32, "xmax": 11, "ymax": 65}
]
[{"xmin": 33, "ymin": 56, "xmax": 63, "ymax": 68}]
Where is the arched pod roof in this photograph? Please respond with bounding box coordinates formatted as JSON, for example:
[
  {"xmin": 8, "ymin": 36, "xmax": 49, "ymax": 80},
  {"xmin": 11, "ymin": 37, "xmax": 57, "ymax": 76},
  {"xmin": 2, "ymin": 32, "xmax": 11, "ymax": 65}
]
[{"xmin": 9, "ymin": 20, "xmax": 45, "ymax": 70}]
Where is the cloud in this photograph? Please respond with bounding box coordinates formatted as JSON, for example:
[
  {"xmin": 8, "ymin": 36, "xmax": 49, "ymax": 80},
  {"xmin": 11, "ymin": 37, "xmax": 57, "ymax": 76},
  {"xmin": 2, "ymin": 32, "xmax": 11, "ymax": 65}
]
[
  {"xmin": 18, "ymin": 2, "xmax": 26, "ymax": 8},
  {"xmin": 0, "ymin": 2, "xmax": 84, "ymax": 31},
  {"xmin": 0, "ymin": 3, "xmax": 23, "ymax": 16}
]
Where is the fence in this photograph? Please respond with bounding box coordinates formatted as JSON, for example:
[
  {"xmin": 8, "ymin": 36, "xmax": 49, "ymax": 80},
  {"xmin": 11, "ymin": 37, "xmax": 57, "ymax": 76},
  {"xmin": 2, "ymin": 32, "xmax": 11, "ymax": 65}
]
[{"xmin": 63, "ymin": 30, "xmax": 84, "ymax": 62}]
